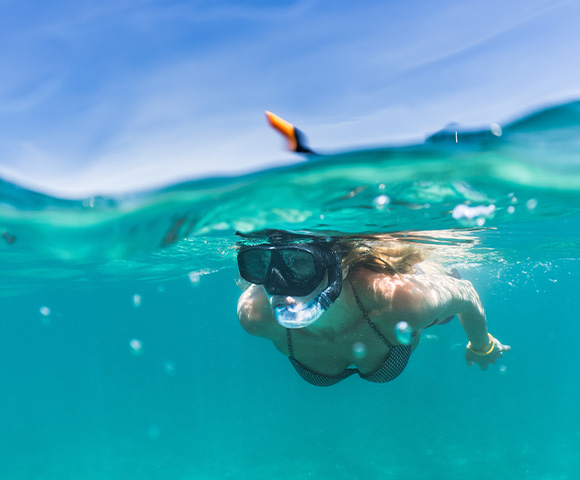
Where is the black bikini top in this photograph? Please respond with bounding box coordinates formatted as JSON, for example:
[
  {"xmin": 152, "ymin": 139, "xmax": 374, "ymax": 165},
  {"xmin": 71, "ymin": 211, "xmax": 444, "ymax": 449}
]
[{"xmin": 286, "ymin": 281, "xmax": 412, "ymax": 386}]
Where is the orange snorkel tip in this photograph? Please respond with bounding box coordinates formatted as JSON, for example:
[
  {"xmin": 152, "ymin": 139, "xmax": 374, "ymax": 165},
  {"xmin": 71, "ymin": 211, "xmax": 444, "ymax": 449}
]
[
  {"xmin": 265, "ymin": 111, "xmax": 298, "ymax": 151},
  {"xmin": 265, "ymin": 111, "xmax": 314, "ymax": 154}
]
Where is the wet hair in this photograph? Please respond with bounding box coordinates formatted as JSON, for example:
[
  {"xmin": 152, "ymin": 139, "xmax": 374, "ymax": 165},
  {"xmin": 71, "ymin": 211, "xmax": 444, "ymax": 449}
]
[
  {"xmin": 338, "ymin": 236, "xmax": 425, "ymax": 276},
  {"xmin": 235, "ymin": 229, "xmax": 321, "ymax": 246}
]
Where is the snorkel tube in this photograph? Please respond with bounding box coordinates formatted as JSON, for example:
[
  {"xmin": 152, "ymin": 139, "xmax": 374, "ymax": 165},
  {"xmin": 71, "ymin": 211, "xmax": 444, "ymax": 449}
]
[{"xmin": 273, "ymin": 248, "xmax": 342, "ymax": 329}]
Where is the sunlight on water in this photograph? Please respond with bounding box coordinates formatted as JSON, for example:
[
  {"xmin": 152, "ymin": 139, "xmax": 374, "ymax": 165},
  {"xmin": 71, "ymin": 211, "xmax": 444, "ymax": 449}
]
[{"xmin": 1, "ymin": 101, "xmax": 580, "ymax": 480}]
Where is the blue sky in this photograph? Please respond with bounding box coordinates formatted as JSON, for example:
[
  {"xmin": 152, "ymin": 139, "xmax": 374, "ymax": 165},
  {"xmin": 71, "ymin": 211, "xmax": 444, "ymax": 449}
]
[{"xmin": 1, "ymin": 0, "xmax": 579, "ymax": 196}]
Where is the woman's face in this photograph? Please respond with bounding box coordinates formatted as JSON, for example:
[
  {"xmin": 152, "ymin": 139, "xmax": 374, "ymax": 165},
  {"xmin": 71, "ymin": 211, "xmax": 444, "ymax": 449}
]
[{"xmin": 238, "ymin": 240, "xmax": 344, "ymax": 328}]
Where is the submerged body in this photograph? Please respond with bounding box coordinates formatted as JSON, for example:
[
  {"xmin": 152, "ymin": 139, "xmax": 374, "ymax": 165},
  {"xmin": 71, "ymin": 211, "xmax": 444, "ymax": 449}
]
[{"xmin": 238, "ymin": 256, "xmax": 510, "ymax": 386}]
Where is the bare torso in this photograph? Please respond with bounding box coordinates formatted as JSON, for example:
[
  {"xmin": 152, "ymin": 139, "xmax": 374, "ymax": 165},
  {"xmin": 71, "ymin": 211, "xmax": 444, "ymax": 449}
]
[{"xmin": 237, "ymin": 265, "xmax": 465, "ymax": 376}]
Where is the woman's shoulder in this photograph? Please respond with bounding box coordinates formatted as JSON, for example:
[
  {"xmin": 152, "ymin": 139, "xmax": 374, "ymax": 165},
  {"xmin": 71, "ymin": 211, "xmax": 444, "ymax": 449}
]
[
  {"xmin": 237, "ymin": 285, "xmax": 282, "ymax": 338},
  {"xmin": 349, "ymin": 266, "xmax": 428, "ymax": 313},
  {"xmin": 348, "ymin": 268, "xmax": 399, "ymax": 308}
]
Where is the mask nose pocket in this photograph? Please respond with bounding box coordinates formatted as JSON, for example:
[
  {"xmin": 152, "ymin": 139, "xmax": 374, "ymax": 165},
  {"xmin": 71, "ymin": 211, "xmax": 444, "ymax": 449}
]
[{"xmin": 265, "ymin": 267, "xmax": 289, "ymax": 295}]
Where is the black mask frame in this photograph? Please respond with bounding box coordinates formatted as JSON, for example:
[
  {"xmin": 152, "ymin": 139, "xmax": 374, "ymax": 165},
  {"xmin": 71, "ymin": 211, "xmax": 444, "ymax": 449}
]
[{"xmin": 238, "ymin": 242, "xmax": 339, "ymax": 297}]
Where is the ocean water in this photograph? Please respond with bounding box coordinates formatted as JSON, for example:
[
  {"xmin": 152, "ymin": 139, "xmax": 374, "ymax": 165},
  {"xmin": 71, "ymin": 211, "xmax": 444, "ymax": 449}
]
[{"xmin": 1, "ymin": 101, "xmax": 580, "ymax": 480}]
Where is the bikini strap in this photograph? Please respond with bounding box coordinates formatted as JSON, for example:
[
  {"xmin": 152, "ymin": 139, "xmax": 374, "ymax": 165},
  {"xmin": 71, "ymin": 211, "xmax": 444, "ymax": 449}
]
[
  {"xmin": 286, "ymin": 329, "xmax": 295, "ymax": 358},
  {"xmin": 348, "ymin": 279, "xmax": 394, "ymax": 348}
]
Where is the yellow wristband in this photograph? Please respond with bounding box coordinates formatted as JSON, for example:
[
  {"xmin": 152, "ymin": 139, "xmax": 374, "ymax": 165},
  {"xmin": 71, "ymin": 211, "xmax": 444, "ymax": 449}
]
[{"xmin": 467, "ymin": 333, "xmax": 495, "ymax": 356}]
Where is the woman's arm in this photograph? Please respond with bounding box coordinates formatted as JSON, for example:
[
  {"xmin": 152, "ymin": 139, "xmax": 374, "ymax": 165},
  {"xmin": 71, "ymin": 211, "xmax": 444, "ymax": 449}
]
[{"xmin": 387, "ymin": 274, "xmax": 510, "ymax": 369}]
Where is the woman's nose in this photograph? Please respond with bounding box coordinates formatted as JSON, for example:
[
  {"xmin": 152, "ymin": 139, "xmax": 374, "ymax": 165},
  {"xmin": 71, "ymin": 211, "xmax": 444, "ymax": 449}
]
[{"xmin": 264, "ymin": 267, "xmax": 289, "ymax": 295}]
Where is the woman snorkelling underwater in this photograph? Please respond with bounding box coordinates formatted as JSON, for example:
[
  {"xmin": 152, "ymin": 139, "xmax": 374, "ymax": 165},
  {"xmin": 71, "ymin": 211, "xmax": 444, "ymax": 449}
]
[{"xmin": 236, "ymin": 230, "xmax": 510, "ymax": 387}]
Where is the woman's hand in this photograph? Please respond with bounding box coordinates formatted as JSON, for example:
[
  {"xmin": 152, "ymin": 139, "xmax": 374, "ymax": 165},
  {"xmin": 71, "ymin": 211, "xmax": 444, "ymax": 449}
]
[{"xmin": 465, "ymin": 334, "xmax": 511, "ymax": 370}]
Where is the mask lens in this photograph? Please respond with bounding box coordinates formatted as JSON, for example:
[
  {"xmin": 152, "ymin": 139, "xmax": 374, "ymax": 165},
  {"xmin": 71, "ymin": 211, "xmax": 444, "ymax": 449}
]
[
  {"xmin": 238, "ymin": 249, "xmax": 271, "ymax": 284},
  {"xmin": 280, "ymin": 250, "xmax": 317, "ymax": 280}
]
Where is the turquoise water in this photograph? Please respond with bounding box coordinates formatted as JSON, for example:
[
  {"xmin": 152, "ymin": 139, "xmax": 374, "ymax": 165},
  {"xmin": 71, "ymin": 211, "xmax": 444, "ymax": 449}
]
[{"xmin": 1, "ymin": 101, "xmax": 580, "ymax": 479}]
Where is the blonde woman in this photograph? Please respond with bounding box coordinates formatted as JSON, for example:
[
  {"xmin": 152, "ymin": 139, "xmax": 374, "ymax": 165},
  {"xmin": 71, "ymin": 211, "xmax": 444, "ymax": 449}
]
[{"xmin": 237, "ymin": 230, "xmax": 510, "ymax": 386}]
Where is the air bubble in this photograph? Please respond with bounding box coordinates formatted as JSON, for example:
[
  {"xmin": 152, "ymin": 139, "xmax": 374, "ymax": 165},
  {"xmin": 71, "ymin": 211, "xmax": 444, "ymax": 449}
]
[
  {"xmin": 452, "ymin": 204, "xmax": 495, "ymax": 226},
  {"xmin": 132, "ymin": 294, "xmax": 142, "ymax": 308},
  {"xmin": 164, "ymin": 360, "xmax": 176, "ymax": 375},
  {"xmin": 395, "ymin": 321, "xmax": 412, "ymax": 345},
  {"xmin": 490, "ymin": 123, "xmax": 502, "ymax": 137},
  {"xmin": 188, "ymin": 272, "xmax": 201, "ymax": 285},
  {"xmin": 526, "ymin": 198, "xmax": 538, "ymax": 211},
  {"xmin": 39, "ymin": 306, "xmax": 51, "ymax": 326},
  {"xmin": 507, "ymin": 206, "xmax": 515, "ymax": 214},
  {"xmin": 352, "ymin": 341, "xmax": 367, "ymax": 359},
  {"xmin": 373, "ymin": 195, "xmax": 390, "ymax": 208},
  {"xmin": 129, "ymin": 338, "xmax": 143, "ymax": 355}
]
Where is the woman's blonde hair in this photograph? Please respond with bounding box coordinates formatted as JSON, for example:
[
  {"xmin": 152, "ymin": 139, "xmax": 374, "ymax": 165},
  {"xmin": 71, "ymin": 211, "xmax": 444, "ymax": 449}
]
[{"xmin": 338, "ymin": 236, "xmax": 425, "ymax": 276}]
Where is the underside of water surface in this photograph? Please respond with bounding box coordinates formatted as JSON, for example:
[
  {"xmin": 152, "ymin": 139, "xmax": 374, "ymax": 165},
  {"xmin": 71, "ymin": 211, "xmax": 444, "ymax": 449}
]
[{"xmin": 1, "ymin": 101, "xmax": 580, "ymax": 480}]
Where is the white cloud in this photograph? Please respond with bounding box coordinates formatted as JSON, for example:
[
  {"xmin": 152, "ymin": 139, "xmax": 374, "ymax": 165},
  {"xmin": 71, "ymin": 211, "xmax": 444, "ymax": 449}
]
[{"xmin": 1, "ymin": 0, "xmax": 579, "ymax": 197}]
